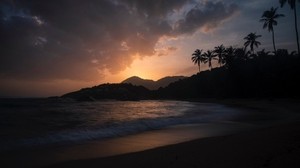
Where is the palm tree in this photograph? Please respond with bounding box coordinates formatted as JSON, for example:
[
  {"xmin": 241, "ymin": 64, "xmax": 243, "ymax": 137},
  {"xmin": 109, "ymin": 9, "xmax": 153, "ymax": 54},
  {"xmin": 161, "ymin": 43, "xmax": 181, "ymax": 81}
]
[
  {"xmin": 214, "ymin": 44, "xmax": 226, "ymax": 66},
  {"xmin": 280, "ymin": 0, "xmax": 300, "ymax": 55},
  {"xmin": 235, "ymin": 48, "xmax": 249, "ymax": 61},
  {"xmin": 223, "ymin": 46, "xmax": 236, "ymax": 68},
  {"xmin": 225, "ymin": 46, "xmax": 236, "ymax": 57},
  {"xmin": 260, "ymin": 7, "xmax": 284, "ymax": 53},
  {"xmin": 191, "ymin": 49, "xmax": 203, "ymax": 73},
  {"xmin": 202, "ymin": 50, "xmax": 216, "ymax": 70},
  {"xmin": 244, "ymin": 32, "xmax": 262, "ymax": 54}
]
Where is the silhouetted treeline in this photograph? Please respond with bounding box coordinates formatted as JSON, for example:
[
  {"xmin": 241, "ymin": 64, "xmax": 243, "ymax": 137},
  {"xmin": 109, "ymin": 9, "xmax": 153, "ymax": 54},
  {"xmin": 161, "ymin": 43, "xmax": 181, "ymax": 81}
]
[
  {"xmin": 158, "ymin": 49, "xmax": 300, "ymax": 99},
  {"xmin": 62, "ymin": 48, "xmax": 300, "ymax": 101}
]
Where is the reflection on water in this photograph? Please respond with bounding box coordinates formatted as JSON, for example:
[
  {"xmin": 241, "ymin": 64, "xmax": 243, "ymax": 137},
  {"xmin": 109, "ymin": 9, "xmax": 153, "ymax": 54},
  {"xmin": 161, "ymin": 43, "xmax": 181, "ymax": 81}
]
[{"xmin": 80, "ymin": 101, "xmax": 192, "ymax": 125}]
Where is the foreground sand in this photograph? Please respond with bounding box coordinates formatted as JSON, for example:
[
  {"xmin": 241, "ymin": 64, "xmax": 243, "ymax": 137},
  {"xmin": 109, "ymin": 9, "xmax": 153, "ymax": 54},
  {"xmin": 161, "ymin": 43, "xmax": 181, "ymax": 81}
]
[{"xmin": 47, "ymin": 122, "xmax": 300, "ymax": 168}]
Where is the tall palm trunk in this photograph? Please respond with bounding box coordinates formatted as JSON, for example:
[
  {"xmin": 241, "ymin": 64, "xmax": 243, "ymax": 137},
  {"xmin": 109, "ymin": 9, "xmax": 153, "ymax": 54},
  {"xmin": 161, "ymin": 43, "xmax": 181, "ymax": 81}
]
[
  {"xmin": 198, "ymin": 62, "xmax": 200, "ymax": 73},
  {"xmin": 294, "ymin": 7, "xmax": 300, "ymax": 56},
  {"xmin": 272, "ymin": 30, "xmax": 276, "ymax": 53}
]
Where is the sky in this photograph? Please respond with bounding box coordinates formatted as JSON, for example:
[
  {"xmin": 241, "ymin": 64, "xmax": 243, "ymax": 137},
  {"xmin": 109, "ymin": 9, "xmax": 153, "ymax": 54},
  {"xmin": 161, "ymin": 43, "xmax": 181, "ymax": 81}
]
[{"xmin": 0, "ymin": 0, "xmax": 299, "ymax": 97}]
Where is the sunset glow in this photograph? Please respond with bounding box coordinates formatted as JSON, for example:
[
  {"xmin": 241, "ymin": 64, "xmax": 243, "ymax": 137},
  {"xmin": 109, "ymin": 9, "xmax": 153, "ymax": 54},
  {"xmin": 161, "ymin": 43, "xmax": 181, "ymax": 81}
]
[{"xmin": 0, "ymin": 0, "xmax": 298, "ymax": 97}]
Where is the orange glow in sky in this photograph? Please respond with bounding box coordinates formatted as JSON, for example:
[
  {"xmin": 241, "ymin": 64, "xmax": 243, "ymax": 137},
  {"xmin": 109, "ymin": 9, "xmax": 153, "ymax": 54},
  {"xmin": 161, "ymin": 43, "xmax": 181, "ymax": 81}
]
[{"xmin": 0, "ymin": 0, "xmax": 297, "ymax": 97}]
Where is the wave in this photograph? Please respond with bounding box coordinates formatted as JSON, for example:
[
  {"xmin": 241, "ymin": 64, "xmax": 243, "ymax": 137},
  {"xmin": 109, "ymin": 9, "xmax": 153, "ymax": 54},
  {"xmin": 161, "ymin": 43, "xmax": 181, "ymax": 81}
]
[{"xmin": 0, "ymin": 102, "xmax": 240, "ymax": 151}]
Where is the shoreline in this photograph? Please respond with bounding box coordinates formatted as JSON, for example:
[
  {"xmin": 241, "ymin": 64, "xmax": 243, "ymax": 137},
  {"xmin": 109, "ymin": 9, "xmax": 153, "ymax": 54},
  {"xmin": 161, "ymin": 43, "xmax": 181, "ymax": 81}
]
[
  {"xmin": 46, "ymin": 121, "xmax": 300, "ymax": 168},
  {"xmin": 1, "ymin": 99, "xmax": 300, "ymax": 168},
  {"xmin": 1, "ymin": 122, "xmax": 259, "ymax": 168}
]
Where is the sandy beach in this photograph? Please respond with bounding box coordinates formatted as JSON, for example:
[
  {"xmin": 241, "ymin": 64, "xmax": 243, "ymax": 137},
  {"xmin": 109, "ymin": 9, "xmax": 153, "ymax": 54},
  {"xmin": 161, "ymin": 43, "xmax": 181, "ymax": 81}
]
[
  {"xmin": 46, "ymin": 122, "xmax": 300, "ymax": 168},
  {"xmin": 1, "ymin": 99, "xmax": 300, "ymax": 168}
]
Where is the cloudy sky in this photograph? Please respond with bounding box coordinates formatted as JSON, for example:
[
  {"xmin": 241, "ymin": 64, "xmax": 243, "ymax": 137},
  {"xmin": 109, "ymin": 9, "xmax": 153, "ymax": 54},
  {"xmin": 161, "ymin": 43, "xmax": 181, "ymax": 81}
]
[{"xmin": 0, "ymin": 0, "xmax": 299, "ymax": 97}]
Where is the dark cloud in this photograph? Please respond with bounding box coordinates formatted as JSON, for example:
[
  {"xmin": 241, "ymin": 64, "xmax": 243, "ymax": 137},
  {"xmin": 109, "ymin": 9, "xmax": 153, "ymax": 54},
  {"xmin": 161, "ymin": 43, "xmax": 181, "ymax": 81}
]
[
  {"xmin": 174, "ymin": 1, "xmax": 239, "ymax": 34},
  {"xmin": 0, "ymin": 0, "xmax": 239, "ymax": 82},
  {"xmin": 122, "ymin": 0, "xmax": 190, "ymax": 18}
]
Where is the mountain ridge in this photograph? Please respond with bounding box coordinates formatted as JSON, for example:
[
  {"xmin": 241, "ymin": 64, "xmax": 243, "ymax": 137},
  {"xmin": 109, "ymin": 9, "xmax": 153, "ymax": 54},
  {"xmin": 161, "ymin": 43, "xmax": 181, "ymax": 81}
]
[{"xmin": 122, "ymin": 76, "xmax": 186, "ymax": 90}]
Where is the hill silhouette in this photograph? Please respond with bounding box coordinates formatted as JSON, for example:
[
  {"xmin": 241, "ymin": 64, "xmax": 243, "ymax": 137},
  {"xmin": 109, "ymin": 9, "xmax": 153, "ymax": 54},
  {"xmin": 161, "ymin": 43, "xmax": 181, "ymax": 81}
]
[
  {"xmin": 122, "ymin": 76, "xmax": 186, "ymax": 90},
  {"xmin": 62, "ymin": 83, "xmax": 151, "ymax": 101},
  {"xmin": 62, "ymin": 48, "xmax": 300, "ymax": 101}
]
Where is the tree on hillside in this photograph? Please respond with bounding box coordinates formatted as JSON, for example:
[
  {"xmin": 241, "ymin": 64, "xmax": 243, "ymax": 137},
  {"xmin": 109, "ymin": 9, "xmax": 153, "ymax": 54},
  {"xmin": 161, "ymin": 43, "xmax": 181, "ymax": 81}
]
[
  {"xmin": 214, "ymin": 44, "xmax": 226, "ymax": 66},
  {"xmin": 223, "ymin": 46, "xmax": 236, "ymax": 68},
  {"xmin": 260, "ymin": 7, "xmax": 284, "ymax": 53},
  {"xmin": 202, "ymin": 50, "xmax": 216, "ymax": 70},
  {"xmin": 235, "ymin": 48, "xmax": 249, "ymax": 61},
  {"xmin": 279, "ymin": 0, "xmax": 300, "ymax": 55},
  {"xmin": 191, "ymin": 49, "xmax": 204, "ymax": 73},
  {"xmin": 244, "ymin": 32, "xmax": 262, "ymax": 54}
]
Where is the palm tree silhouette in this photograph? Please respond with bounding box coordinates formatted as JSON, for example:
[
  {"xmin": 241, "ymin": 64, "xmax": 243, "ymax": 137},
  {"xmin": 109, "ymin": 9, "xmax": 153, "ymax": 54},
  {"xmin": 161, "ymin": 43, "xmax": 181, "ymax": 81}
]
[
  {"xmin": 191, "ymin": 49, "xmax": 203, "ymax": 73},
  {"xmin": 223, "ymin": 46, "xmax": 236, "ymax": 68},
  {"xmin": 244, "ymin": 32, "xmax": 262, "ymax": 54},
  {"xmin": 280, "ymin": 0, "xmax": 300, "ymax": 55},
  {"xmin": 235, "ymin": 48, "xmax": 249, "ymax": 61},
  {"xmin": 260, "ymin": 7, "xmax": 284, "ymax": 53},
  {"xmin": 202, "ymin": 50, "xmax": 216, "ymax": 70},
  {"xmin": 214, "ymin": 45, "xmax": 226, "ymax": 66},
  {"xmin": 225, "ymin": 46, "xmax": 236, "ymax": 57}
]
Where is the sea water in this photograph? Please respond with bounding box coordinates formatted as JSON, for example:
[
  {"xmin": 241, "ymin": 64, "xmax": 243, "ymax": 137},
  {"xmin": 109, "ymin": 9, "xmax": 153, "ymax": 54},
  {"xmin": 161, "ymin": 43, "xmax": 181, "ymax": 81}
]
[{"xmin": 0, "ymin": 98, "xmax": 241, "ymax": 151}]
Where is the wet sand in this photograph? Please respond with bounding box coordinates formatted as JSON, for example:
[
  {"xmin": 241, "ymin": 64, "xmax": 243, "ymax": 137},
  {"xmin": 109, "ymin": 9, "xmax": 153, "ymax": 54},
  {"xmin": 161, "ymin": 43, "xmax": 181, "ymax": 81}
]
[
  {"xmin": 2, "ymin": 122, "xmax": 257, "ymax": 168},
  {"xmin": 47, "ymin": 122, "xmax": 300, "ymax": 168}
]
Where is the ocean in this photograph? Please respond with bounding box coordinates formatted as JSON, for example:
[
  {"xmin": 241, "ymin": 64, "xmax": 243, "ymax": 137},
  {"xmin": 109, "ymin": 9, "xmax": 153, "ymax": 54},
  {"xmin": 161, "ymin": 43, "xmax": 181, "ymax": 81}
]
[{"xmin": 0, "ymin": 98, "xmax": 241, "ymax": 152}]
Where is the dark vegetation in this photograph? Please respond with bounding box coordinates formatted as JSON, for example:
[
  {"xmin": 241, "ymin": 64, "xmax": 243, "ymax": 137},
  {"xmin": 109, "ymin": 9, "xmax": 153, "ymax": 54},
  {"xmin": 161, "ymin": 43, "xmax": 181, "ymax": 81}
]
[
  {"xmin": 62, "ymin": 1, "xmax": 300, "ymax": 101},
  {"xmin": 159, "ymin": 49, "xmax": 300, "ymax": 99},
  {"xmin": 63, "ymin": 49, "xmax": 300, "ymax": 100},
  {"xmin": 62, "ymin": 83, "xmax": 150, "ymax": 101}
]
